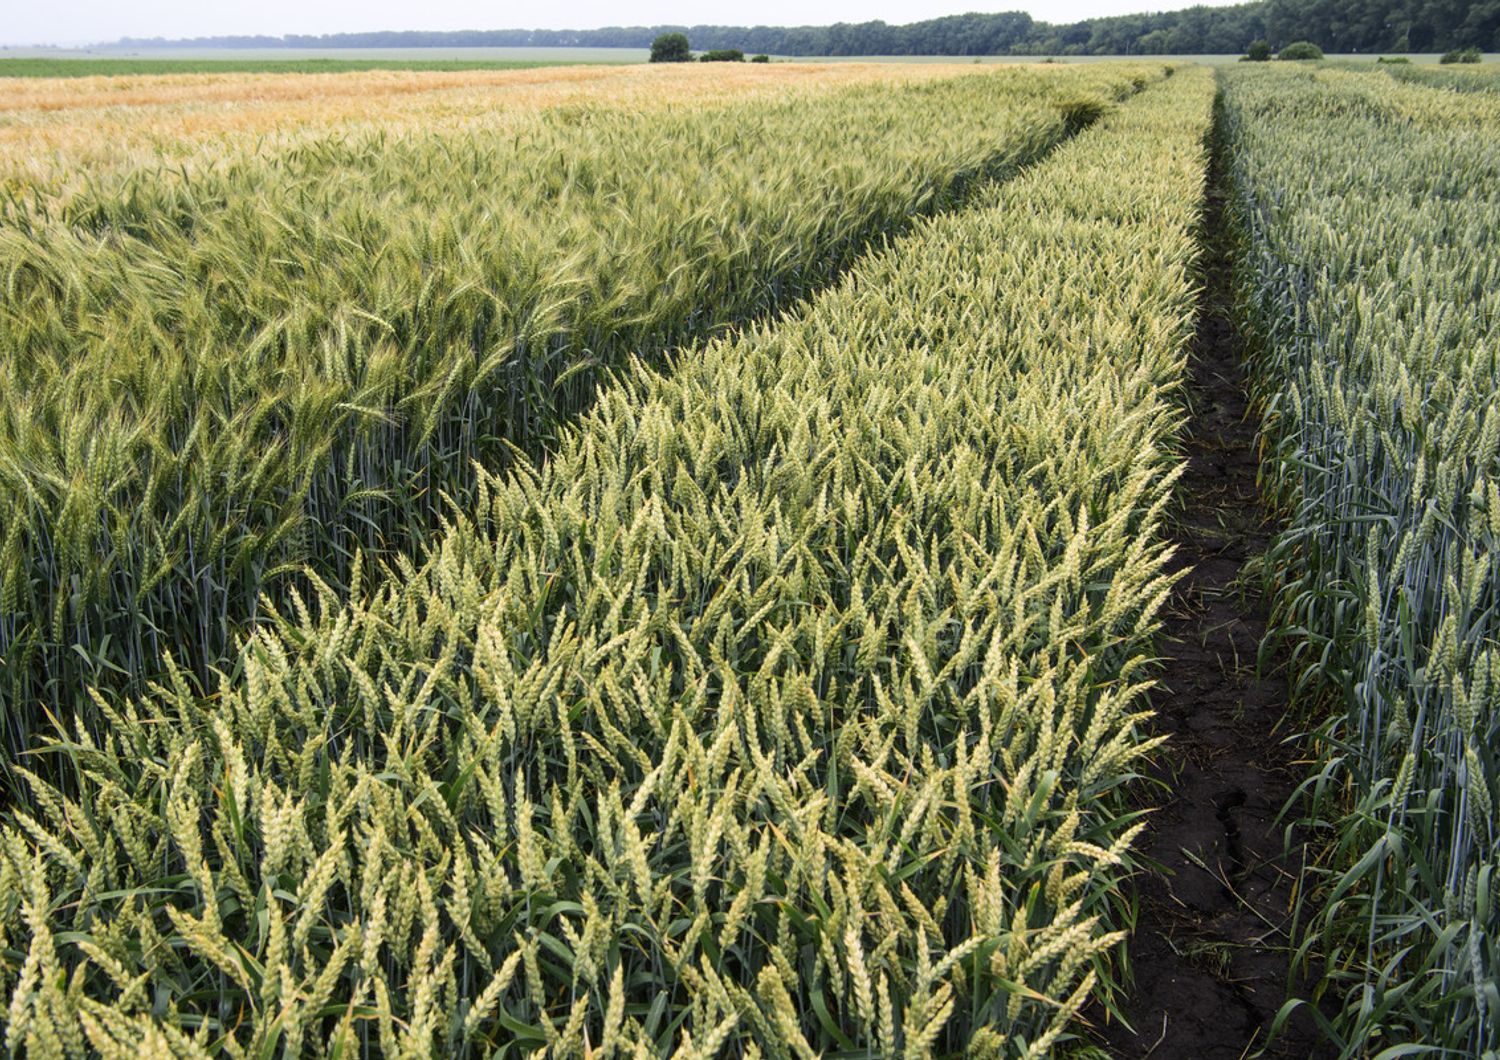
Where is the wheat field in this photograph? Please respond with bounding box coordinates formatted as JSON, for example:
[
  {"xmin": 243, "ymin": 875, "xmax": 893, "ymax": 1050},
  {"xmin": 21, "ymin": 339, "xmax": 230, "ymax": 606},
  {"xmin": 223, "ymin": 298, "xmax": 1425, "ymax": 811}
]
[
  {"xmin": 0, "ymin": 61, "xmax": 1218, "ymax": 1056},
  {"xmin": 1224, "ymin": 63, "xmax": 1500, "ymax": 1056},
  {"xmin": 0, "ymin": 63, "xmax": 1084, "ymax": 192},
  {"xmin": 3, "ymin": 47, "xmax": 1498, "ymax": 1058},
  {"xmin": 0, "ymin": 62, "xmax": 1160, "ymax": 758}
]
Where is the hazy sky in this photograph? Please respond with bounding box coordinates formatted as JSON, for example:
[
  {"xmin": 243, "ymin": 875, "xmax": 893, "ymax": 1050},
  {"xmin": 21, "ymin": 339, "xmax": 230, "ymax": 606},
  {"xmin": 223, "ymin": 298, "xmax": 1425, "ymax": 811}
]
[{"xmin": 5, "ymin": 0, "xmax": 1246, "ymax": 47}]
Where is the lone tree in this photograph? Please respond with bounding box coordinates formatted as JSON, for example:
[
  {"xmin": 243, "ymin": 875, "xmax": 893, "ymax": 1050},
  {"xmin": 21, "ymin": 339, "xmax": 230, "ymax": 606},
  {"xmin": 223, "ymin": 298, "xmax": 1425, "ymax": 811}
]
[
  {"xmin": 1278, "ymin": 40, "xmax": 1324, "ymax": 60},
  {"xmin": 1245, "ymin": 39, "xmax": 1272, "ymax": 61},
  {"xmin": 650, "ymin": 33, "xmax": 692, "ymax": 62}
]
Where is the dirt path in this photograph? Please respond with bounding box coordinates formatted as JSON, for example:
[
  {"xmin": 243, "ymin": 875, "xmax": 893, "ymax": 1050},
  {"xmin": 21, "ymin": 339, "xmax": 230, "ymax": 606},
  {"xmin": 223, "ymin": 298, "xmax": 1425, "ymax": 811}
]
[{"xmin": 1099, "ymin": 105, "xmax": 1330, "ymax": 1059}]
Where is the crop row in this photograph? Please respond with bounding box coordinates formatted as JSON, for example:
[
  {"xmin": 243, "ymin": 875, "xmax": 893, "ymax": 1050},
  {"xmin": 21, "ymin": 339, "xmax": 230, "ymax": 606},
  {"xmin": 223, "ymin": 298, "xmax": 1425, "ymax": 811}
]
[
  {"xmin": 0, "ymin": 64, "xmax": 1158, "ymax": 757},
  {"xmin": 0, "ymin": 70, "xmax": 1214, "ymax": 1056},
  {"xmin": 1379, "ymin": 59, "xmax": 1500, "ymax": 93},
  {"xmin": 1223, "ymin": 64, "xmax": 1500, "ymax": 1055}
]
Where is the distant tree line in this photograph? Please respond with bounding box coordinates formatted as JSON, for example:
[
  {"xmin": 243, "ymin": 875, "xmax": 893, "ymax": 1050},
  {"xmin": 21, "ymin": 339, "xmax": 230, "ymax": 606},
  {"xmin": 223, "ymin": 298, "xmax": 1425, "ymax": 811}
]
[{"xmin": 112, "ymin": 1, "xmax": 1500, "ymax": 56}]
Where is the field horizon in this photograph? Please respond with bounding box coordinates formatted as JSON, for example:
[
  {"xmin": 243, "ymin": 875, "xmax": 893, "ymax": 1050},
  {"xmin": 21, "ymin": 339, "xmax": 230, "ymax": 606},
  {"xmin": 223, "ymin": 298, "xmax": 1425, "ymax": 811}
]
[{"xmin": 3, "ymin": 46, "xmax": 1495, "ymax": 78}]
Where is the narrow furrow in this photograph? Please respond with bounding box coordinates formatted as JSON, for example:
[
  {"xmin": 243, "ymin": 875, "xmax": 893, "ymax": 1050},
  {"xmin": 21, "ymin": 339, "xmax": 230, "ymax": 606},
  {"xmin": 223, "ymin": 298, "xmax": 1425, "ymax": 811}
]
[{"xmin": 1102, "ymin": 98, "xmax": 1330, "ymax": 1060}]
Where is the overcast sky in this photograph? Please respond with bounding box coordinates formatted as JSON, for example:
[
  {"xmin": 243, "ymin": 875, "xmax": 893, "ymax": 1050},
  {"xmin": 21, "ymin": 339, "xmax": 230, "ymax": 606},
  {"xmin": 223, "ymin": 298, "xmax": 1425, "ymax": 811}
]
[{"xmin": 4, "ymin": 0, "xmax": 1246, "ymax": 47}]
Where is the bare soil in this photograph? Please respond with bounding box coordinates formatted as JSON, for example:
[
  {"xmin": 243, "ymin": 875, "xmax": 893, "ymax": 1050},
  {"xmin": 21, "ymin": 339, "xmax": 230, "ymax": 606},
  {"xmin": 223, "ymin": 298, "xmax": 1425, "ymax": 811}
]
[{"xmin": 1097, "ymin": 114, "xmax": 1332, "ymax": 1059}]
